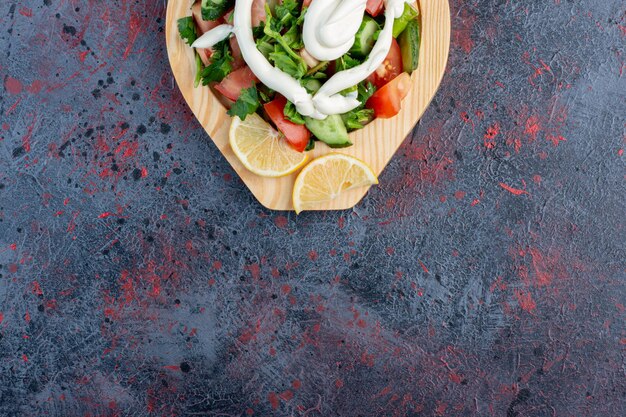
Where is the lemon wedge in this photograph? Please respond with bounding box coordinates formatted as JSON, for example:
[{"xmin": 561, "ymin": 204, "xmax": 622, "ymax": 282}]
[
  {"xmin": 292, "ymin": 153, "xmax": 378, "ymax": 214},
  {"xmin": 229, "ymin": 113, "xmax": 308, "ymax": 177}
]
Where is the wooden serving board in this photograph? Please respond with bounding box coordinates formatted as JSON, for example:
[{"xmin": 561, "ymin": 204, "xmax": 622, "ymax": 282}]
[{"xmin": 165, "ymin": 0, "xmax": 450, "ymax": 211}]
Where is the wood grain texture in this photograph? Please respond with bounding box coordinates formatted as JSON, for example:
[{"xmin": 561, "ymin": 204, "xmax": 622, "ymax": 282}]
[{"xmin": 166, "ymin": 0, "xmax": 450, "ymax": 211}]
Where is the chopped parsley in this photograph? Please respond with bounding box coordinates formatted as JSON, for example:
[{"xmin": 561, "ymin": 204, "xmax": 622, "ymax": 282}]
[
  {"xmin": 201, "ymin": 40, "xmax": 233, "ymax": 84},
  {"xmin": 177, "ymin": 17, "xmax": 197, "ymax": 46},
  {"xmin": 227, "ymin": 87, "xmax": 260, "ymax": 120}
]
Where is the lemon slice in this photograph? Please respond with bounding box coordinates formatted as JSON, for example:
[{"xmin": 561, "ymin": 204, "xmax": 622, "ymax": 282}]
[
  {"xmin": 229, "ymin": 113, "xmax": 308, "ymax": 177},
  {"xmin": 292, "ymin": 153, "xmax": 378, "ymax": 214}
]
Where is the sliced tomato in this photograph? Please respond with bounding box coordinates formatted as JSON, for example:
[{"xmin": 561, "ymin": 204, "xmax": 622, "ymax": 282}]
[
  {"xmin": 214, "ymin": 67, "xmax": 258, "ymax": 101},
  {"xmin": 366, "ymin": 72, "xmax": 411, "ymax": 119},
  {"xmin": 264, "ymin": 95, "xmax": 311, "ymax": 153},
  {"xmin": 229, "ymin": 36, "xmax": 245, "ymax": 70},
  {"xmin": 367, "ymin": 38, "xmax": 402, "ymax": 88},
  {"xmin": 302, "ymin": 0, "xmax": 313, "ymax": 7},
  {"xmin": 366, "ymin": 0, "xmax": 384, "ymax": 17},
  {"xmin": 222, "ymin": 8, "xmax": 234, "ymax": 24},
  {"xmin": 251, "ymin": 0, "xmax": 267, "ymax": 27},
  {"xmin": 192, "ymin": 2, "xmax": 222, "ymax": 34},
  {"xmin": 197, "ymin": 48, "xmax": 212, "ymax": 66}
]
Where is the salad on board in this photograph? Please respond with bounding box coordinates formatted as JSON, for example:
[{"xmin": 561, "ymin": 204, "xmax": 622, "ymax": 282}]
[{"xmin": 177, "ymin": 0, "xmax": 421, "ymax": 152}]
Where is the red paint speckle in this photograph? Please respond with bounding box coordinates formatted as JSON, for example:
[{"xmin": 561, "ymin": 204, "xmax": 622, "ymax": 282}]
[
  {"xmin": 515, "ymin": 289, "xmax": 537, "ymax": 312},
  {"xmin": 268, "ymin": 392, "xmax": 279, "ymax": 410},
  {"xmin": 5, "ymin": 77, "xmax": 23, "ymax": 95},
  {"xmin": 483, "ymin": 122, "xmax": 500, "ymax": 149},
  {"xmin": 524, "ymin": 115, "xmax": 541, "ymax": 141},
  {"xmin": 19, "ymin": 7, "xmax": 32, "ymax": 17},
  {"xmin": 274, "ymin": 215, "xmax": 288, "ymax": 229},
  {"xmin": 435, "ymin": 401, "xmax": 448, "ymax": 416},
  {"xmin": 124, "ymin": 13, "xmax": 144, "ymax": 60},
  {"xmin": 529, "ymin": 248, "xmax": 554, "ymax": 286},
  {"xmin": 334, "ymin": 379, "xmax": 344, "ymax": 389},
  {"xmin": 246, "ymin": 263, "xmax": 261, "ymax": 280},
  {"xmin": 452, "ymin": 8, "xmax": 476, "ymax": 54},
  {"xmin": 278, "ymin": 390, "xmax": 293, "ymax": 401},
  {"xmin": 454, "ymin": 190, "xmax": 466, "ymax": 200},
  {"xmin": 418, "ymin": 260, "xmax": 429, "ymax": 274},
  {"xmin": 546, "ymin": 134, "xmax": 566, "ymax": 147},
  {"xmin": 26, "ymin": 80, "xmax": 43, "ymax": 94},
  {"xmin": 499, "ymin": 182, "xmax": 529, "ymax": 196}
]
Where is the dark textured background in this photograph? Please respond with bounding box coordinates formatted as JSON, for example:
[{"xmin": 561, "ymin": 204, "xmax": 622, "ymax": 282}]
[{"xmin": 1, "ymin": 1, "xmax": 625, "ymax": 416}]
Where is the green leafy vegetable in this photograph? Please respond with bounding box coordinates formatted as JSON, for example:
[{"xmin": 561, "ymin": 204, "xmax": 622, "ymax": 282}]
[
  {"xmin": 283, "ymin": 100, "xmax": 306, "ymax": 125},
  {"xmin": 273, "ymin": 0, "xmax": 300, "ymax": 31},
  {"xmin": 262, "ymin": 4, "xmax": 308, "ymax": 79},
  {"xmin": 335, "ymin": 54, "xmax": 361, "ymax": 72},
  {"xmin": 269, "ymin": 44, "xmax": 307, "ymax": 79},
  {"xmin": 227, "ymin": 87, "xmax": 260, "ymax": 120},
  {"xmin": 201, "ymin": 0, "xmax": 234, "ymax": 21},
  {"xmin": 357, "ymin": 82, "xmax": 376, "ymax": 103},
  {"xmin": 282, "ymin": 23, "xmax": 304, "ymax": 50},
  {"xmin": 201, "ymin": 40, "xmax": 233, "ymax": 84},
  {"xmin": 252, "ymin": 22, "xmax": 266, "ymax": 39},
  {"xmin": 194, "ymin": 53, "xmax": 203, "ymax": 88},
  {"xmin": 256, "ymin": 39, "xmax": 274, "ymax": 58},
  {"xmin": 177, "ymin": 17, "xmax": 197, "ymax": 46},
  {"xmin": 257, "ymin": 84, "xmax": 275, "ymax": 103},
  {"xmin": 304, "ymin": 138, "xmax": 316, "ymax": 151},
  {"xmin": 341, "ymin": 82, "xmax": 377, "ymax": 130},
  {"xmin": 343, "ymin": 108, "xmax": 374, "ymax": 130}
]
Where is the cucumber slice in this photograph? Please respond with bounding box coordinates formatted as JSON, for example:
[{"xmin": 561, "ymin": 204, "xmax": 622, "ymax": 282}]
[
  {"xmin": 305, "ymin": 115, "xmax": 352, "ymax": 148},
  {"xmin": 399, "ymin": 19, "xmax": 420, "ymax": 73},
  {"xmin": 392, "ymin": 3, "xmax": 419, "ymax": 38},
  {"xmin": 350, "ymin": 16, "xmax": 380, "ymax": 58},
  {"xmin": 302, "ymin": 78, "xmax": 322, "ymax": 93}
]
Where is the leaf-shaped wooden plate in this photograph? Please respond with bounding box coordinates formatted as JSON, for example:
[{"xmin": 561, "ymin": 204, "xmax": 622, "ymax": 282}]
[{"xmin": 166, "ymin": 0, "xmax": 450, "ymax": 211}]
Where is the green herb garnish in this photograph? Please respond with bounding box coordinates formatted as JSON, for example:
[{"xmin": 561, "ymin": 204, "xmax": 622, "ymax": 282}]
[{"xmin": 227, "ymin": 87, "xmax": 260, "ymax": 120}]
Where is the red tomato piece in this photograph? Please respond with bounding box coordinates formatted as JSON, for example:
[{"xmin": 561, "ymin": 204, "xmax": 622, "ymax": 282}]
[
  {"xmin": 197, "ymin": 48, "xmax": 212, "ymax": 66},
  {"xmin": 229, "ymin": 37, "xmax": 245, "ymax": 70},
  {"xmin": 366, "ymin": 72, "xmax": 411, "ymax": 119},
  {"xmin": 192, "ymin": 2, "xmax": 222, "ymax": 34},
  {"xmin": 251, "ymin": 0, "xmax": 267, "ymax": 27},
  {"xmin": 367, "ymin": 38, "xmax": 402, "ymax": 88},
  {"xmin": 214, "ymin": 67, "xmax": 258, "ymax": 101},
  {"xmin": 222, "ymin": 8, "xmax": 234, "ymax": 24},
  {"xmin": 264, "ymin": 95, "xmax": 311, "ymax": 153},
  {"xmin": 366, "ymin": 0, "xmax": 385, "ymax": 17}
]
